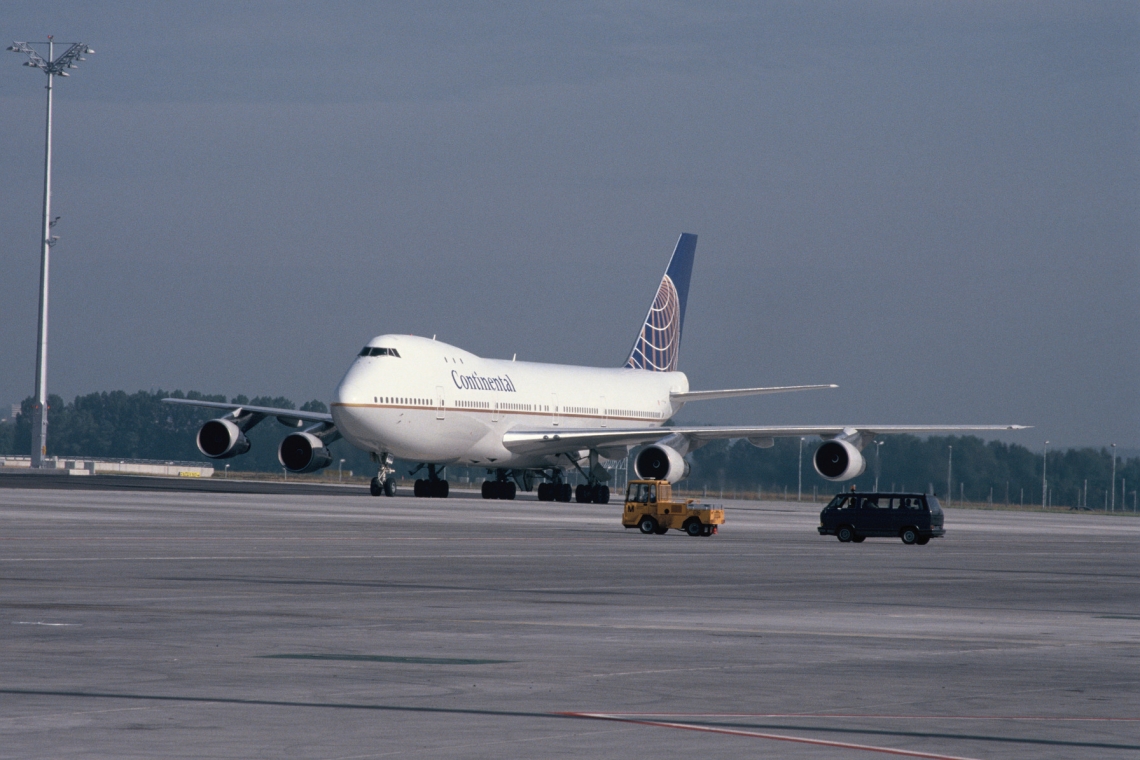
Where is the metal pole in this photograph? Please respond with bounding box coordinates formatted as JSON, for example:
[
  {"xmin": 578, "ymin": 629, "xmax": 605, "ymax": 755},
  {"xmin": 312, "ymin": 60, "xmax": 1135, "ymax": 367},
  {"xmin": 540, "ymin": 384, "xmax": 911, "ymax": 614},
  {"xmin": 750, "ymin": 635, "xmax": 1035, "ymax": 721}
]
[
  {"xmin": 873, "ymin": 440, "xmax": 882, "ymax": 492},
  {"xmin": 10, "ymin": 38, "xmax": 92, "ymax": 466},
  {"xmin": 797, "ymin": 438, "xmax": 803, "ymax": 501},
  {"xmin": 30, "ymin": 40, "xmax": 54, "ymax": 468},
  {"xmin": 946, "ymin": 445, "xmax": 952, "ymax": 506},
  {"xmin": 1110, "ymin": 444, "xmax": 1116, "ymax": 512},
  {"xmin": 1042, "ymin": 441, "xmax": 1048, "ymax": 511}
]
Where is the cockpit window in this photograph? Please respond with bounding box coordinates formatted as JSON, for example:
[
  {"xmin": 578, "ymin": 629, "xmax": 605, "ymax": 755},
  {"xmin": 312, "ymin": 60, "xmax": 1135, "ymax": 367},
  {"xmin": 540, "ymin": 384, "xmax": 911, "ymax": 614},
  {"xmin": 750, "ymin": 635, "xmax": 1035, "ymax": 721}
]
[{"xmin": 358, "ymin": 347, "xmax": 401, "ymax": 358}]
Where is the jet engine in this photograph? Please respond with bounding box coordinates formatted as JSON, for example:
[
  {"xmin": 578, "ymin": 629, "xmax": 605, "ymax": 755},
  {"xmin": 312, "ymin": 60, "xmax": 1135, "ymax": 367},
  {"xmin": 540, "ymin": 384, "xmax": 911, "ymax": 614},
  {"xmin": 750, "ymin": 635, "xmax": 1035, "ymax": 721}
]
[
  {"xmin": 813, "ymin": 439, "xmax": 867, "ymax": 481},
  {"xmin": 634, "ymin": 444, "xmax": 691, "ymax": 483},
  {"xmin": 196, "ymin": 418, "xmax": 251, "ymax": 459},
  {"xmin": 278, "ymin": 432, "xmax": 334, "ymax": 474}
]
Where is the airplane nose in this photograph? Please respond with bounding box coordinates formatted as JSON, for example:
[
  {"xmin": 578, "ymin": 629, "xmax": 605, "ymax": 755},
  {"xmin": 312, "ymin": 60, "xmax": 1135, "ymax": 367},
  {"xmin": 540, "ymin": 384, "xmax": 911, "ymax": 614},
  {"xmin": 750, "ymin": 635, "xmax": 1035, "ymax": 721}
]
[{"xmin": 333, "ymin": 362, "xmax": 371, "ymax": 407}]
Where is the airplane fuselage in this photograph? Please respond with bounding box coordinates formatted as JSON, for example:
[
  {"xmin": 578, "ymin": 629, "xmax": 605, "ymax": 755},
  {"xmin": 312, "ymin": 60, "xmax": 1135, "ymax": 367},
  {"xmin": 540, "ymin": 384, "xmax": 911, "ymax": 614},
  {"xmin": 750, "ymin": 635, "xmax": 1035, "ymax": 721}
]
[{"xmin": 331, "ymin": 334, "xmax": 687, "ymax": 467}]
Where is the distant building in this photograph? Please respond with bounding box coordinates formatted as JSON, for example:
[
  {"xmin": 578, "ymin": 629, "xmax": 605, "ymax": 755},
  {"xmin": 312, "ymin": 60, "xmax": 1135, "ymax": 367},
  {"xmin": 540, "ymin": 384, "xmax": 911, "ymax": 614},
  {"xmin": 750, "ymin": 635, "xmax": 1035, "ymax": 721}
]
[{"xmin": 11, "ymin": 404, "xmax": 20, "ymax": 420}]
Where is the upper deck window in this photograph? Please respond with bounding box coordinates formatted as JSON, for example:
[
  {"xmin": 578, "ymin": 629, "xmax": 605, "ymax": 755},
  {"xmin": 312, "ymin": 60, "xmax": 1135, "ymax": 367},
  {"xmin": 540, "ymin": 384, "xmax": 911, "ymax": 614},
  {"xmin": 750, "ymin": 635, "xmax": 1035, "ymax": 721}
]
[{"xmin": 358, "ymin": 347, "xmax": 401, "ymax": 358}]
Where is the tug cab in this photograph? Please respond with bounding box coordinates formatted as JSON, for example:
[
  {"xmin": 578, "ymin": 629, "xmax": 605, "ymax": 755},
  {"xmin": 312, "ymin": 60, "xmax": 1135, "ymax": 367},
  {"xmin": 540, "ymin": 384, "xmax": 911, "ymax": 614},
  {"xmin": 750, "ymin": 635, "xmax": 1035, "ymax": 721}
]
[{"xmin": 622, "ymin": 480, "xmax": 724, "ymax": 537}]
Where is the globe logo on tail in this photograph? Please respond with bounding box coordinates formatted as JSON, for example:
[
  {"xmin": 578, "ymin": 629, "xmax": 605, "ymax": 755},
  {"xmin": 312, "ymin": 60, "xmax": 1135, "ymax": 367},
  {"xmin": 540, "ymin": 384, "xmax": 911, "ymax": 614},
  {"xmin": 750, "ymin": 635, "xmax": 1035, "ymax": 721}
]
[{"xmin": 625, "ymin": 275, "xmax": 681, "ymax": 372}]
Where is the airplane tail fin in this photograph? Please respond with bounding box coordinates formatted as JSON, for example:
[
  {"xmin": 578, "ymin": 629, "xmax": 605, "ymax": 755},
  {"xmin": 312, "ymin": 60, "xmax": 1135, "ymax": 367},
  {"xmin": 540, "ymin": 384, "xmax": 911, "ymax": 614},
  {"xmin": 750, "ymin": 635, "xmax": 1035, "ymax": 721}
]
[{"xmin": 624, "ymin": 233, "xmax": 697, "ymax": 372}]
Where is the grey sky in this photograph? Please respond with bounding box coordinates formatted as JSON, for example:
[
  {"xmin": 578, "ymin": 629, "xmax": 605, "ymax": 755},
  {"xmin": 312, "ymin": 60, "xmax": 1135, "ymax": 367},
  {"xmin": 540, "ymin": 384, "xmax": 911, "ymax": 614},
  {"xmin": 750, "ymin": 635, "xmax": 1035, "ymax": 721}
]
[{"xmin": 1, "ymin": 2, "xmax": 1136, "ymax": 448}]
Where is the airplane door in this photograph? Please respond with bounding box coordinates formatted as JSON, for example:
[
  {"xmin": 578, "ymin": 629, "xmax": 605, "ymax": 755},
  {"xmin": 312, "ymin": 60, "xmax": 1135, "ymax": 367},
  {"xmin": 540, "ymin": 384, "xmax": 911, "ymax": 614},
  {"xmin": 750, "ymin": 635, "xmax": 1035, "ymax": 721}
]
[
  {"xmin": 435, "ymin": 386, "xmax": 445, "ymax": 420},
  {"xmin": 599, "ymin": 396, "xmax": 606, "ymax": 428},
  {"xmin": 551, "ymin": 394, "xmax": 559, "ymax": 427},
  {"xmin": 492, "ymin": 402, "xmax": 500, "ymax": 423}
]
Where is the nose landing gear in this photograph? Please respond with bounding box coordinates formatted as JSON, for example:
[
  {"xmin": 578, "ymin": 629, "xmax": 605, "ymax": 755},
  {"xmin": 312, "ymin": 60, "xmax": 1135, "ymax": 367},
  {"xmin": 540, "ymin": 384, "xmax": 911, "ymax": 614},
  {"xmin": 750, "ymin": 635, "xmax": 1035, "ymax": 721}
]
[{"xmin": 369, "ymin": 452, "xmax": 397, "ymax": 497}]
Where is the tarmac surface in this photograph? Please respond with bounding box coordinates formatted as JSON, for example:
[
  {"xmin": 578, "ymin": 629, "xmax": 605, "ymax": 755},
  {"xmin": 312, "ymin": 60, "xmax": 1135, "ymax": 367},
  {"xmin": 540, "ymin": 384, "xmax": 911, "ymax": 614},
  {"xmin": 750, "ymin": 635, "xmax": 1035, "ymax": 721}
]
[{"xmin": 1, "ymin": 484, "xmax": 1138, "ymax": 759}]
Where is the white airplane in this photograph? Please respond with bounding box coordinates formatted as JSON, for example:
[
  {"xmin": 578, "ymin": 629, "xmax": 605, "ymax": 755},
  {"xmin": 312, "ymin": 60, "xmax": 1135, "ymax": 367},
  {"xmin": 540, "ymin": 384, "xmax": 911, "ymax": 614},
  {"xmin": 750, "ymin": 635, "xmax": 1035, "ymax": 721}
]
[{"xmin": 165, "ymin": 234, "xmax": 1026, "ymax": 502}]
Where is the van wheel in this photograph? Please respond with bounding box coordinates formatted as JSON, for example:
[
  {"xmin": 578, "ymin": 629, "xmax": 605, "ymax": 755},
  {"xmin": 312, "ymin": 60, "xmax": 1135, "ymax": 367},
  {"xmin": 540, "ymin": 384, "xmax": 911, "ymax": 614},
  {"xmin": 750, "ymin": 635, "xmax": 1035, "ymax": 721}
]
[
  {"xmin": 915, "ymin": 536, "xmax": 930, "ymax": 545},
  {"xmin": 900, "ymin": 527, "xmax": 918, "ymax": 545},
  {"xmin": 638, "ymin": 516, "xmax": 657, "ymax": 534},
  {"xmin": 685, "ymin": 520, "xmax": 702, "ymax": 537},
  {"xmin": 837, "ymin": 525, "xmax": 854, "ymax": 543}
]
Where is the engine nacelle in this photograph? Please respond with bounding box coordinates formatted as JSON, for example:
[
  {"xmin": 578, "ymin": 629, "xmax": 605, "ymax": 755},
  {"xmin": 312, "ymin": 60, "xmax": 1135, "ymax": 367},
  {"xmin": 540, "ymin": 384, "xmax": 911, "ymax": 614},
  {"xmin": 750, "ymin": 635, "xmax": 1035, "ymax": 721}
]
[
  {"xmin": 634, "ymin": 444, "xmax": 691, "ymax": 483},
  {"xmin": 813, "ymin": 439, "xmax": 867, "ymax": 481},
  {"xmin": 278, "ymin": 432, "xmax": 333, "ymax": 474},
  {"xmin": 197, "ymin": 418, "xmax": 251, "ymax": 459}
]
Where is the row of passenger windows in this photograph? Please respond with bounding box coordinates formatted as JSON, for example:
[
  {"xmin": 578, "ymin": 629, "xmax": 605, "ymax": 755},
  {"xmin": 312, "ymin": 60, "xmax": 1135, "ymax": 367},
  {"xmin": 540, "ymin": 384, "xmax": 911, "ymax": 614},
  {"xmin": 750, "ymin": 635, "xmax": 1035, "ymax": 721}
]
[
  {"xmin": 359, "ymin": 347, "xmax": 401, "ymax": 358},
  {"xmin": 609, "ymin": 408, "xmax": 660, "ymax": 419},
  {"xmin": 364, "ymin": 395, "xmax": 658, "ymax": 418},
  {"xmin": 564, "ymin": 406, "xmax": 599, "ymax": 415},
  {"xmin": 372, "ymin": 396, "xmax": 432, "ymax": 406}
]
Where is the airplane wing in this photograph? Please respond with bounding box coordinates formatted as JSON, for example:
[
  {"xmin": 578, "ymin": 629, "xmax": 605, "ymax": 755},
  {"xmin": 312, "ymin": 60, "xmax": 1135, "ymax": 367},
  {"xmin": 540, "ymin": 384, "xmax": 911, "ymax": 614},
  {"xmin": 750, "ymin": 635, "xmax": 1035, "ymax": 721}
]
[
  {"xmin": 162, "ymin": 397, "xmax": 333, "ymax": 426},
  {"xmin": 670, "ymin": 384, "xmax": 837, "ymax": 402},
  {"xmin": 502, "ymin": 424, "xmax": 1028, "ymax": 457}
]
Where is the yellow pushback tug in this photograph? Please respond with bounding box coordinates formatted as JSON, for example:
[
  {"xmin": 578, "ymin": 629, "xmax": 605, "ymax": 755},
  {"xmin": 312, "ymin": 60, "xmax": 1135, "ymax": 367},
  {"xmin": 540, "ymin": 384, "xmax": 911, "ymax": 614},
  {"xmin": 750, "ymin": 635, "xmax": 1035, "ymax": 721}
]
[{"xmin": 622, "ymin": 480, "xmax": 725, "ymax": 537}]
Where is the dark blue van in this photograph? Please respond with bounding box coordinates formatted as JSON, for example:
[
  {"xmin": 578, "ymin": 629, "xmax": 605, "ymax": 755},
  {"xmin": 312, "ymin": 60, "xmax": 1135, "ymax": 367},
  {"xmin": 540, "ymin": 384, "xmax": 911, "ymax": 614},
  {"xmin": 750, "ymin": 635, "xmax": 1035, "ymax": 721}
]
[{"xmin": 818, "ymin": 492, "xmax": 944, "ymax": 545}]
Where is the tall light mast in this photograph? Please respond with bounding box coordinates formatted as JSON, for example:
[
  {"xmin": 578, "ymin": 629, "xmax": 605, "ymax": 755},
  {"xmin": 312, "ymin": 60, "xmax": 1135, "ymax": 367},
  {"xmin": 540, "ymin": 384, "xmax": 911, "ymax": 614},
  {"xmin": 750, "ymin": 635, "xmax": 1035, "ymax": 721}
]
[{"xmin": 7, "ymin": 38, "xmax": 94, "ymax": 467}]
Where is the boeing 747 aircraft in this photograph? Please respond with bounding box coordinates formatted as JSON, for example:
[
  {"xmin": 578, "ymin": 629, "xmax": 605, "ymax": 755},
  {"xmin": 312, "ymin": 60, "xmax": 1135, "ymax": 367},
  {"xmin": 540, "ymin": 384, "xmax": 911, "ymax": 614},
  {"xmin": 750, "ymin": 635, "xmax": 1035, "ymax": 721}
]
[{"xmin": 165, "ymin": 234, "xmax": 1025, "ymax": 502}]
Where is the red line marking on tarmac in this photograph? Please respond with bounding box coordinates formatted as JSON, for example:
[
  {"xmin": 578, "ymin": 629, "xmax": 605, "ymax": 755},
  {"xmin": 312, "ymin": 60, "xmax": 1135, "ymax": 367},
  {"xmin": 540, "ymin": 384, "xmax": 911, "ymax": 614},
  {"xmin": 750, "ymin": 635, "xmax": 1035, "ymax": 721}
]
[
  {"xmin": 585, "ymin": 712, "xmax": 1140, "ymax": 722},
  {"xmin": 562, "ymin": 713, "xmax": 985, "ymax": 760}
]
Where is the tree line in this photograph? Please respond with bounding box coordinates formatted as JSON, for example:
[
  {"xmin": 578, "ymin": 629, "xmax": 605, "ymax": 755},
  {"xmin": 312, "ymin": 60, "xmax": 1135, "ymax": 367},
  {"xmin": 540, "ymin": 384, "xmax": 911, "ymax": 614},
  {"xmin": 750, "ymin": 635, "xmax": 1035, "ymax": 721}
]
[
  {"xmin": 687, "ymin": 435, "xmax": 1139, "ymax": 509},
  {"xmin": 0, "ymin": 390, "xmax": 1136, "ymax": 509}
]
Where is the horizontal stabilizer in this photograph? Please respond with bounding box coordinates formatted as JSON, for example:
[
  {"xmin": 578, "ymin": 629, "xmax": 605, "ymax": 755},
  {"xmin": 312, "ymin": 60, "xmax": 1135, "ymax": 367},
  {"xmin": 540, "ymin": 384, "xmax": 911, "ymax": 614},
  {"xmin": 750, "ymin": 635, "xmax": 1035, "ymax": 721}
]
[{"xmin": 671, "ymin": 384, "xmax": 838, "ymax": 402}]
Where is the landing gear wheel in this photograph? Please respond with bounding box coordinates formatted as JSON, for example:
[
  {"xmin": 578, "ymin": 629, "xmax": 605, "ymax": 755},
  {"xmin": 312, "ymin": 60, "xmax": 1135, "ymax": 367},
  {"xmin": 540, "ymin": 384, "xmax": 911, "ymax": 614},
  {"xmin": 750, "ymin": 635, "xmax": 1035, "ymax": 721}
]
[
  {"xmin": 685, "ymin": 520, "xmax": 703, "ymax": 537},
  {"xmin": 837, "ymin": 525, "xmax": 854, "ymax": 543},
  {"xmin": 501, "ymin": 481, "xmax": 516, "ymax": 500},
  {"xmin": 575, "ymin": 484, "xmax": 590, "ymax": 503},
  {"xmin": 589, "ymin": 484, "xmax": 609, "ymax": 504},
  {"xmin": 370, "ymin": 477, "xmax": 384, "ymax": 497},
  {"xmin": 558, "ymin": 483, "xmax": 572, "ymax": 502},
  {"xmin": 413, "ymin": 479, "xmax": 425, "ymax": 497},
  {"xmin": 383, "ymin": 478, "xmax": 396, "ymax": 497},
  {"xmin": 638, "ymin": 516, "xmax": 657, "ymax": 534},
  {"xmin": 536, "ymin": 483, "xmax": 551, "ymax": 501},
  {"xmin": 915, "ymin": 536, "xmax": 930, "ymax": 545},
  {"xmin": 900, "ymin": 527, "xmax": 918, "ymax": 545},
  {"xmin": 482, "ymin": 480, "xmax": 497, "ymax": 499},
  {"xmin": 432, "ymin": 480, "xmax": 449, "ymax": 498}
]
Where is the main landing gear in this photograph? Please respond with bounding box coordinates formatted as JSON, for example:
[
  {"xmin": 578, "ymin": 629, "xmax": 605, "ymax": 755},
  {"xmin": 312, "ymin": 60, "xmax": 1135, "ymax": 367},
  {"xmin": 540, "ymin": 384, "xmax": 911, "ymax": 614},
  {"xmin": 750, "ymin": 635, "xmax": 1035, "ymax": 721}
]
[
  {"xmin": 413, "ymin": 463, "xmax": 449, "ymax": 498},
  {"xmin": 536, "ymin": 482, "xmax": 572, "ymax": 502},
  {"xmin": 482, "ymin": 468, "xmax": 516, "ymax": 500},
  {"xmin": 574, "ymin": 483, "xmax": 610, "ymax": 504}
]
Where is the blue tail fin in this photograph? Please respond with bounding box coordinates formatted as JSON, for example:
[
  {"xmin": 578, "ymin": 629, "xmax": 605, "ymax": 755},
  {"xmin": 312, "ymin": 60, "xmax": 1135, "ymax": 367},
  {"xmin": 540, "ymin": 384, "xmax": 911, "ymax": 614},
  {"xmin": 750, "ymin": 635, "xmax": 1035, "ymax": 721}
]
[{"xmin": 624, "ymin": 233, "xmax": 697, "ymax": 372}]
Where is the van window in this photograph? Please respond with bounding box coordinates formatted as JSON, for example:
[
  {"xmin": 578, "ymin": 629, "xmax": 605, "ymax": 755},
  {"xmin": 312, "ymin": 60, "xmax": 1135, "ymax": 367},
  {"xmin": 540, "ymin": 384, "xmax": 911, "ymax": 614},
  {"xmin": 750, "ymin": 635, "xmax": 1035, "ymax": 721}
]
[
  {"xmin": 860, "ymin": 496, "xmax": 883, "ymax": 509},
  {"xmin": 827, "ymin": 495, "xmax": 853, "ymax": 510}
]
